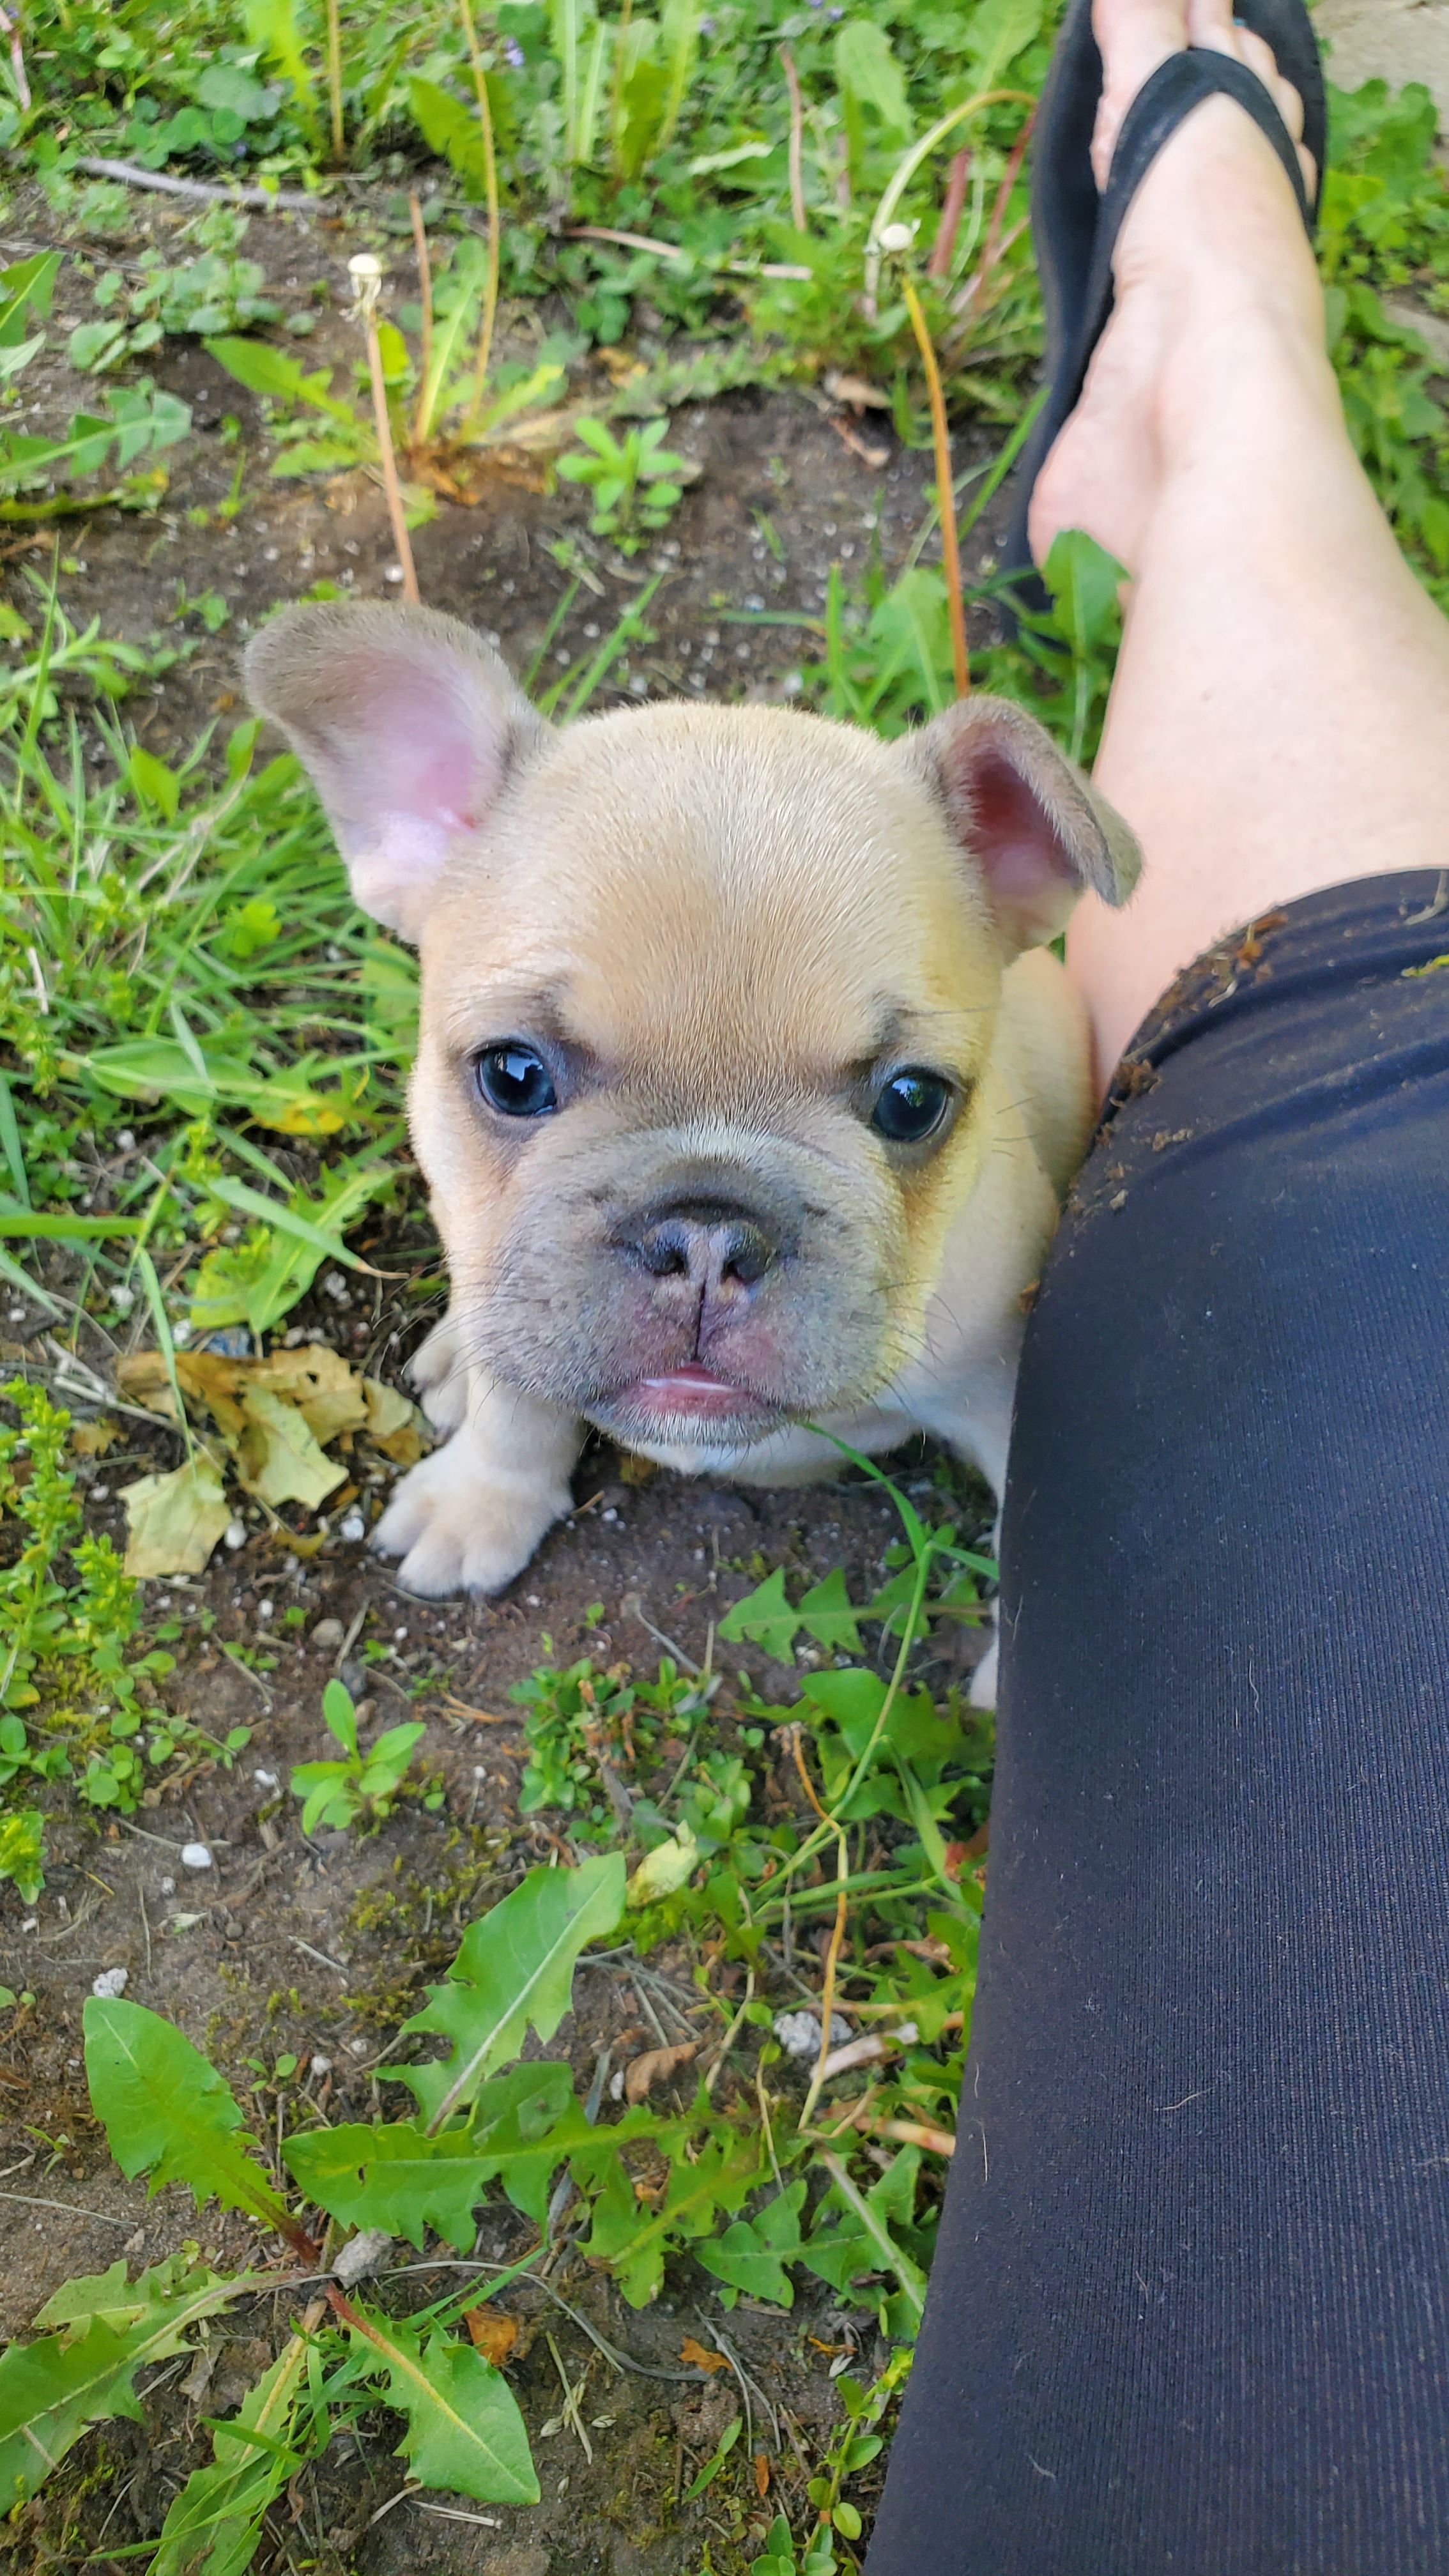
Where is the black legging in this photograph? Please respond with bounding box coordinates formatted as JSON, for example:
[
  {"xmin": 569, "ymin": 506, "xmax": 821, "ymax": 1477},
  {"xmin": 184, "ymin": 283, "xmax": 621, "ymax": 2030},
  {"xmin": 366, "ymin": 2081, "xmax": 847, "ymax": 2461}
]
[{"xmin": 868, "ymin": 872, "xmax": 1449, "ymax": 2575}]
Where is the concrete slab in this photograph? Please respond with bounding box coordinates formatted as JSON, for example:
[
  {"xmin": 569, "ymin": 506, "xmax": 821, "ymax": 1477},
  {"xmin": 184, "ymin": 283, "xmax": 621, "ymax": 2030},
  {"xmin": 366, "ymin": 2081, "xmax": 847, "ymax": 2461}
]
[{"xmin": 1317, "ymin": 0, "xmax": 1449, "ymax": 125}]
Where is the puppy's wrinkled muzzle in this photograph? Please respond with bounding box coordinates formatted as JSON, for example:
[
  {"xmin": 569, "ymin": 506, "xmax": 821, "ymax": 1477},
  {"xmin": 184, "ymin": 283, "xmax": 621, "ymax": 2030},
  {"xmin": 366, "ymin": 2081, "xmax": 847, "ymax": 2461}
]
[
  {"xmin": 597, "ymin": 1193, "xmax": 788, "ymax": 1441},
  {"xmin": 627, "ymin": 1195, "xmax": 777, "ymax": 1336}
]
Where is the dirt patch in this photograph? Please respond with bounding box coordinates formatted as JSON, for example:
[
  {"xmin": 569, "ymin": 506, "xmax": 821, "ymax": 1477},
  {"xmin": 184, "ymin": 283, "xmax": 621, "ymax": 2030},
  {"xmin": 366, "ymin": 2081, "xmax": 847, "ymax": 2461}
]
[
  {"xmin": 3, "ymin": 181, "xmax": 1010, "ymax": 753},
  {"xmin": 0, "ymin": 1429, "xmax": 985, "ymax": 2574}
]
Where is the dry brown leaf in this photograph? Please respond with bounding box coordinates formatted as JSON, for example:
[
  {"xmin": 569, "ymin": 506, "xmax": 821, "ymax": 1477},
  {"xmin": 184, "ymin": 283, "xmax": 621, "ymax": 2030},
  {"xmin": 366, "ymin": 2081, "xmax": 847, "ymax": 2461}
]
[
  {"xmin": 463, "ymin": 2307, "xmax": 520, "ymax": 2367},
  {"xmin": 824, "ymin": 367, "xmax": 891, "ymax": 411},
  {"xmin": 680, "ymin": 2336, "xmax": 729, "ymax": 2374},
  {"xmin": 596, "ymin": 345, "xmax": 648, "ymax": 387},
  {"xmin": 624, "ymin": 2039, "xmax": 698, "ymax": 2104},
  {"xmin": 236, "ymin": 1385, "xmax": 346, "ymax": 1510},
  {"xmin": 362, "ymin": 1376, "xmax": 425, "ymax": 1465},
  {"xmin": 70, "ymin": 1418, "xmax": 120, "ymax": 1457},
  {"xmin": 252, "ymin": 1344, "xmax": 370, "ymax": 1444},
  {"xmin": 120, "ymin": 1453, "xmax": 231, "ymax": 1577},
  {"xmin": 118, "ymin": 1349, "xmax": 249, "ymax": 1439},
  {"xmin": 754, "ymin": 2451, "xmax": 770, "ymax": 2499}
]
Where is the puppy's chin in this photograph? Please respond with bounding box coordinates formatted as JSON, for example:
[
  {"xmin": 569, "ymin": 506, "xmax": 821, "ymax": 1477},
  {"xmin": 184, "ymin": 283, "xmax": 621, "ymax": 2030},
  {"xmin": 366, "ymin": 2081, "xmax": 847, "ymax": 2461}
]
[{"xmin": 585, "ymin": 1363, "xmax": 785, "ymax": 1453}]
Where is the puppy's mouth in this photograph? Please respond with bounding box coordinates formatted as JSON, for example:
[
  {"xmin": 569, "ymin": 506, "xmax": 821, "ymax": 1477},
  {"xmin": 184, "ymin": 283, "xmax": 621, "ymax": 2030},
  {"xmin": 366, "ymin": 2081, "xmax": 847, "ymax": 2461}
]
[{"xmin": 588, "ymin": 1363, "xmax": 783, "ymax": 1445}]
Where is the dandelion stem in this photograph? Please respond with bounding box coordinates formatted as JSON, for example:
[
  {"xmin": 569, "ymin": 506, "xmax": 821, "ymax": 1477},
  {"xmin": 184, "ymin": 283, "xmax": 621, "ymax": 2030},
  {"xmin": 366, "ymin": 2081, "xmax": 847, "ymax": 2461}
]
[{"xmin": 901, "ymin": 267, "xmax": 969, "ymax": 698}]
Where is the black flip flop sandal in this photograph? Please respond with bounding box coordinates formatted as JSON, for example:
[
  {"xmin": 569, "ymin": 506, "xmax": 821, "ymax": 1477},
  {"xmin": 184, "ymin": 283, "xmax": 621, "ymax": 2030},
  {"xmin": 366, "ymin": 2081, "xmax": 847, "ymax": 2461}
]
[{"xmin": 1000, "ymin": 0, "xmax": 1327, "ymax": 613}]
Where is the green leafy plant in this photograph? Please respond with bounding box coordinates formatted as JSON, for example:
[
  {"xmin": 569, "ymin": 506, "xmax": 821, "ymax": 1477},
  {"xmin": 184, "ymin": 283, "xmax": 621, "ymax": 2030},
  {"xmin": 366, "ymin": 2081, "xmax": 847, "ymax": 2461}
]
[
  {"xmin": 204, "ymin": 237, "xmax": 571, "ymax": 500},
  {"xmin": 0, "ymin": 1425, "xmax": 990, "ymax": 2559},
  {"xmin": 69, "ymin": 252, "xmax": 282, "ymax": 375},
  {"xmin": 512, "ymin": 1648, "xmax": 707, "ymax": 1818},
  {"xmin": 0, "ymin": 1381, "xmax": 251, "ymax": 1835},
  {"xmin": 0, "ymin": 251, "xmax": 190, "ymax": 514},
  {"xmin": 289, "ymin": 1678, "xmax": 431, "ymax": 1834},
  {"xmin": 556, "ymin": 414, "xmax": 689, "ymax": 551}
]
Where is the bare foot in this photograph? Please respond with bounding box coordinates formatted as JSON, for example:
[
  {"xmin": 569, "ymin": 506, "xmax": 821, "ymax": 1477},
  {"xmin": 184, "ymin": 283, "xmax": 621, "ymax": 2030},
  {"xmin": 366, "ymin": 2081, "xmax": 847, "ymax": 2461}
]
[{"xmin": 1029, "ymin": 0, "xmax": 1329, "ymax": 574}]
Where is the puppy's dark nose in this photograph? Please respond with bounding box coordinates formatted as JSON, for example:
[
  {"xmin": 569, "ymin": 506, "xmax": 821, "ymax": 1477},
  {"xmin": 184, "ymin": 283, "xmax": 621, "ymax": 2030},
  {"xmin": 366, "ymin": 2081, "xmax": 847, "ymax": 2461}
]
[{"xmin": 632, "ymin": 1203, "xmax": 776, "ymax": 1297}]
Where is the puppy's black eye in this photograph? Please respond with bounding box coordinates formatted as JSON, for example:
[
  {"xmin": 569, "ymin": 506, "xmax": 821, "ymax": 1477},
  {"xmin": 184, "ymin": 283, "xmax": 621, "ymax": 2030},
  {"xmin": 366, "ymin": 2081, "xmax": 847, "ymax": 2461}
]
[
  {"xmin": 475, "ymin": 1044, "xmax": 558, "ymax": 1118},
  {"xmin": 871, "ymin": 1068, "xmax": 953, "ymax": 1145}
]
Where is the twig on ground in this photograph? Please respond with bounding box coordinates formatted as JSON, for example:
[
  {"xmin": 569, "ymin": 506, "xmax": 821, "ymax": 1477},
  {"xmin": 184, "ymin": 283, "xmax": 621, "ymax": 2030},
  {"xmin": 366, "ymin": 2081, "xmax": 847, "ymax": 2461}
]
[
  {"xmin": 0, "ymin": 2188, "xmax": 132, "ymax": 2228},
  {"xmin": 75, "ymin": 157, "xmax": 328, "ymax": 213},
  {"xmin": 368, "ymin": 2483, "xmax": 419, "ymax": 2527},
  {"xmin": 545, "ymin": 2331, "xmax": 594, "ymax": 2462},
  {"xmin": 704, "ymin": 1965, "xmax": 756, "ymax": 2096},
  {"xmin": 220, "ymin": 1643, "xmax": 273, "ymax": 1706},
  {"xmin": 333, "ymin": 1602, "xmax": 369, "ymax": 1675}
]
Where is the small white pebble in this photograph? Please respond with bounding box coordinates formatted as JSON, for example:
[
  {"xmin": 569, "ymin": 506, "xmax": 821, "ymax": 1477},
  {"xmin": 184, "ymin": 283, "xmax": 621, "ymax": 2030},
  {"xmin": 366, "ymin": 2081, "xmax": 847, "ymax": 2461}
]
[
  {"xmin": 602, "ymin": 1508, "xmax": 619, "ymax": 1524},
  {"xmin": 383, "ymin": 564, "xmax": 404, "ymax": 584},
  {"xmin": 91, "ymin": 1966, "xmax": 129, "ymax": 2000},
  {"xmin": 339, "ymin": 1511, "xmax": 365, "ymax": 1542},
  {"xmin": 309, "ymin": 2053, "xmax": 333, "ymax": 2076},
  {"xmin": 773, "ymin": 2007, "xmax": 852, "ymax": 2060},
  {"xmin": 608, "ymin": 2067, "xmax": 625, "ymax": 2102},
  {"xmin": 253, "ymin": 1768, "xmax": 279, "ymax": 1790},
  {"xmin": 20, "ymin": 1918, "xmax": 37, "ymax": 1935},
  {"xmin": 171, "ymin": 1319, "xmax": 192, "ymax": 1346},
  {"xmin": 258, "ymin": 1599, "xmax": 274, "ymax": 1620},
  {"xmin": 91, "ymin": 1483, "xmax": 109, "ymax": 1501},
  {"xmin": 224, "ymin": 1519, "xmax": 246, "ymax": 1550},
  {"xmin": 526, "ymin": 1595, "xmax": 541, "ymax": 1608},
  {"xmin": 110, "ymin": 1283, "xmax": 135, "ymax": 1312},
  {"xmin": 334, "ymin": 2225, "xmax": 392, "ymax": 2286},
  {"xmin": 6, "ymin": 1307, "xmax": 24, "ymax": 1323},
  {"xmin": 348, "ymin": 2035, "xmax": 368, "ymax": 2057},
  {"xmin": 180, "ymin": 1843, "xmax": 213, "ymax": 1873},
  {"xmin": 160, "ymin": 1876, "xmax": 175, "ymax": 1896},
  {"xmin": 393, "ymin": 1626, "xmax": 408, "ymax": 1641}
]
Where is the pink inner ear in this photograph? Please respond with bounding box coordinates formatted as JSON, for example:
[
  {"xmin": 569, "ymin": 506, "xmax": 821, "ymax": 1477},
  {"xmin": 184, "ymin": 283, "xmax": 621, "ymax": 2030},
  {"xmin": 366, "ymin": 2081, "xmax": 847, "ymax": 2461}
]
[
  {"xmin": 970, "ymin": 748, "xmax": 1068, "ymax": 910},
  {"xmin": 341, "ymin": 670, "xmax": 498, "ymax": 836}
]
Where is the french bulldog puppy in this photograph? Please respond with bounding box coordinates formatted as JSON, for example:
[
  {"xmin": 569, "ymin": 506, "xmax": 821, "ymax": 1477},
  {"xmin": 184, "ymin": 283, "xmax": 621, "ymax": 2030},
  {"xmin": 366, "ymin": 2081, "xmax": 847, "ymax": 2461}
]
[{"xmin": 248, "ymin": 604, "xmax": 1138, "ymax": 1678}]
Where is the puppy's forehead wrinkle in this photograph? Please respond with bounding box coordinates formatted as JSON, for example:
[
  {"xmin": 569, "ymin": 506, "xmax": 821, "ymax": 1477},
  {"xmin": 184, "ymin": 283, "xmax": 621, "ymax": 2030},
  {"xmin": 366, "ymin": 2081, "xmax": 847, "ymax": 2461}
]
[{"xmin": 429, "ymin": 698, "xmax": 1000, "ymax": 1064}]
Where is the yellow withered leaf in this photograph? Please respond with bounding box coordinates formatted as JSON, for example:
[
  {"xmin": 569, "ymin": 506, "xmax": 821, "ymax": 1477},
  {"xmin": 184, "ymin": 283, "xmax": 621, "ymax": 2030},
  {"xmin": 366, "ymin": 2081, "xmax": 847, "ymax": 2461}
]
[
  {"xmin": 236, "ymin": 1385, "xmax": 347, "ymax": 1511},
  {"xmin": 120, "ymin": 1453, "xmax": 231, "ymax": 1578}
]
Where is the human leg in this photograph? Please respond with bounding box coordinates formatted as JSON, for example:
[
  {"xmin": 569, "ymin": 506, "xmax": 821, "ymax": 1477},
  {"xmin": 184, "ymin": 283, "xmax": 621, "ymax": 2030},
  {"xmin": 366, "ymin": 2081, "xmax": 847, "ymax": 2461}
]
[
  {"xmin": 867, "ymin": 4, "xmax": 1449, "ymax": 2566},
  {"xmin": 1033, "ymin": 0, "xmax": 1449, "ymax": 1082}
]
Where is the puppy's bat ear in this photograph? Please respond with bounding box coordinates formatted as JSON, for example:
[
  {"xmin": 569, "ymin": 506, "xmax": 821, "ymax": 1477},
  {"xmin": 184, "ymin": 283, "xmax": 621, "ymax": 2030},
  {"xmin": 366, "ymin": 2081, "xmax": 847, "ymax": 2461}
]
[
  {"xmin": 244, "ymin": 602, "xmax": 549, "ymax": 941},
  {"xmin": 901, "ymin": 694, "xmax": 1142, "ymax": 955}
]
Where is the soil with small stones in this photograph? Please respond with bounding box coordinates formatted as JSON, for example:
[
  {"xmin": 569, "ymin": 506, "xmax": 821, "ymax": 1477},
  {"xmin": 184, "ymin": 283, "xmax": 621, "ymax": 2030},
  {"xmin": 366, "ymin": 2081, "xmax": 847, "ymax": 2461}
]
[
  {"xmin": 1, "ymin": 179, "xmax": 1011, "ymax": 753},
  {"xmin": 0, "ymin": 174, "xmax": 1006, "ymax": 2576}
]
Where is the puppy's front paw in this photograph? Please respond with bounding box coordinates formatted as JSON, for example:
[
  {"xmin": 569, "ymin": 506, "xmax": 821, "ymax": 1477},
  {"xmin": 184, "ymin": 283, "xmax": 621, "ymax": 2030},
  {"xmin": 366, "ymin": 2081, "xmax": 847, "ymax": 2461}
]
[
  {"xmin": 406, "ymin": 1312, "xmax": 471, "ymax": 1435},
  {"xmin": 371, "ymin": 1438, "xmax": 570, "ymax": 1597}
]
